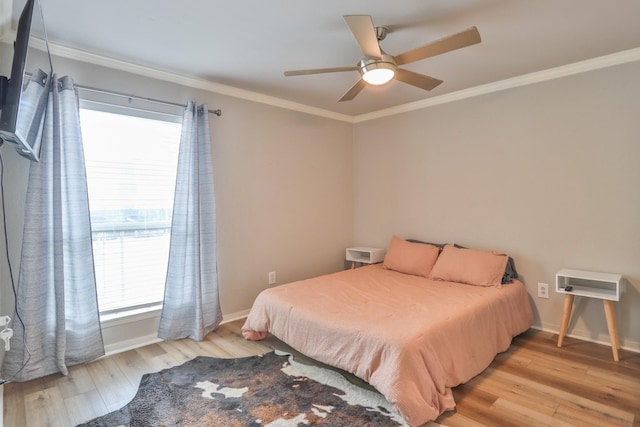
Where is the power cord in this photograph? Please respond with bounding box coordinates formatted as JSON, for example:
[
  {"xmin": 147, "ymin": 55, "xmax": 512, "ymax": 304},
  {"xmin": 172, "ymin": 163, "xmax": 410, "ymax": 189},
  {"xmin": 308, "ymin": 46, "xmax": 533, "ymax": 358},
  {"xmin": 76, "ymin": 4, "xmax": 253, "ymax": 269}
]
[
  {"xmin": 0, "ymin": 146, "xmax": 31, "ymax": 385},
  {"xmin": 0, "ymin": 0, "xmax": 52, "ymax": 385}
]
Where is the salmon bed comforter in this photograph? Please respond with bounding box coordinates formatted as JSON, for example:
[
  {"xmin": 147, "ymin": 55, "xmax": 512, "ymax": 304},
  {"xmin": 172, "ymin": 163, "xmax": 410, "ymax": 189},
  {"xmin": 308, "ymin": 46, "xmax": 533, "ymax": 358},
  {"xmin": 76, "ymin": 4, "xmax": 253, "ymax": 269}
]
[{"xmin": 242, "ymin": 264, "xmax": 533, "ymax": 426}]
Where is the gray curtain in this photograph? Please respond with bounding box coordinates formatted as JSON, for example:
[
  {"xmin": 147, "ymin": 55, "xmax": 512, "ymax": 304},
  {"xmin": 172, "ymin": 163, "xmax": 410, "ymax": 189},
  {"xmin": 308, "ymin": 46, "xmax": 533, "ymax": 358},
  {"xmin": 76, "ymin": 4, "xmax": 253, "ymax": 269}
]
[
  {"xmin": 158, "ymin": 102, "xmax": 222, "ymax": 341},
  {"xmin": 1, "ymin": 69, "xmax": 104, "ymax": 382}
]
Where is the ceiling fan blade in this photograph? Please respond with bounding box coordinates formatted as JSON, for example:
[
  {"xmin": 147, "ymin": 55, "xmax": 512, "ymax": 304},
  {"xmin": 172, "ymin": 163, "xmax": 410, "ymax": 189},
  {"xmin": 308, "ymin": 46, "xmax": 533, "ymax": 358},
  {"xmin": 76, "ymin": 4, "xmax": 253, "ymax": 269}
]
[
  {"xmin": 395, "ymin": 68, "xmax": 443, "ymax": 91},
  {"xmin": 343, "ymin": 15, "xmax": 382, "ymax": 59},
  {"xmin": 394, "ymin": 26, "xmax": 481, "ymax": 66},
  {"xmin": 284, "ymin": 66, "xmax": 358, "ymax": 77},
  {"xmin": 339, "ymin": 79, "xmax": 367, "ymax": 102}
]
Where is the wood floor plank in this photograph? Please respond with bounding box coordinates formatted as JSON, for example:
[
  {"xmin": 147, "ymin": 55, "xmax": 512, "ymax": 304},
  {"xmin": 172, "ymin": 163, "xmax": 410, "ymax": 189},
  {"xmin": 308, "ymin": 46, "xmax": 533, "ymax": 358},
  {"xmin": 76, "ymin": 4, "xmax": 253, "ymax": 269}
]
[
  {"xmin": 490, "ymin": 397, "xmax": 575, "ymax": 427},
  {"xmin": 193, "ymin": 333, "xmax": 241, "ymax": 357},
  {"xmin": 135, "ymin": 349, "xmax": 181, "ymax": 374},
  {"xmin": 438, "ymin": 329, "xmax": 639, "ymax": 426},
  {"xmin": 434, "ymin": 411, "xmax": 488, "ymax": 427},
  {"xmin": 111, "ymin": 348, "xmax": 153, "ymax": 388},
  {"xmin": 487, "ymin": 366, "xmax": 635, "ymax": 424},
  {"xmin": 554, "ymin": 401, "xmax": 634, "ymax": 427},
  {"xmin": 3, "ymin": 321, "xmax": 639, "ymax": 426},
  {"xmin": 498, "ymin": 355, "xmax": 640, "ymax": 418},
  {"xmin": 54, "ymin": 364, "xmax": 97, "ymax": 400},
  {"xmin": 85, "ymin": 356, "xmax": 137, "ymax": 413},
  {"xmin": 133, "ymin": 341, "xmax": 166, "ymax": 359},
  {"xmin": 449, "ymin": 385, "xmax": 514, "ymax": 427},
  {"xmin": 179, "ymin": 337, "xmax": 227, "ymax": 358},
  {"xmin": 586, "ymin": 365, "xmax": 640, "ymax": 395},
  {"xmin": 63, "ymin": 388, "xmax": 108, "ymax": 426},
  {"xmin": 24, "ymin": 387, "xmax": 72, "ymax": 427},
  {"xmin": 468, "ymin": 369, "xmax": 559, "ymax": 417},
  {"xmin": 19, "ymin": 374, "xmax": 47, "ymax": 398},
  {"xmin": 156, "ymin": 339, "xmax": 198, "ymax": 363},
  {"xmin": 205, "ymin": 329, "xmax": 271, "ymax": 357},
  {"xmin": 2, "ymin": 381, "xmax": 26, "ymax": 427}
]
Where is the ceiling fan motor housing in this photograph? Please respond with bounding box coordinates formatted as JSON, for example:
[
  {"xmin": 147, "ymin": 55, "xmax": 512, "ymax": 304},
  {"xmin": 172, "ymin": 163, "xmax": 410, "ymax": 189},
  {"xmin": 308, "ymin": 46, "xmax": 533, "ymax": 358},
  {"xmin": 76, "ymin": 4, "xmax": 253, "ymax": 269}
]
[{"xmin": 358, "ymin": 53, "xmax": 397, "ymax": 85}]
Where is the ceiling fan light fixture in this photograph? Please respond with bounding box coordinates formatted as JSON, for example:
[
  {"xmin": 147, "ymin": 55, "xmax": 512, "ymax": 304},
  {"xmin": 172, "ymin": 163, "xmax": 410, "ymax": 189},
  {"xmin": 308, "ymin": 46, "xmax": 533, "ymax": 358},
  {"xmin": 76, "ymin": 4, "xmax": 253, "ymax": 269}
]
[
  {"xmin": 359, "ymin": 57, "xmax": 396, "ymax": 85},
  {"xmin": 363, "ymin": 67, "xmax": 395, "ymax": 85}
]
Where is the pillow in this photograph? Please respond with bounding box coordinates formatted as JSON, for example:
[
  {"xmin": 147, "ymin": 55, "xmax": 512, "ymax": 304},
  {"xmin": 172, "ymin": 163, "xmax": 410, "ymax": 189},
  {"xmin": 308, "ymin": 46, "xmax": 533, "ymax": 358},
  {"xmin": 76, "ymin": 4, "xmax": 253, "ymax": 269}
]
[
  {"xmin": 502, "ymin": 257, "xmax": 519, "ymax": 284},
  {"xmin": 429, "ymin": 244, "xmax": 508, "ymax": 288},
  {"xmin": 406, "ymin": 238, "xmax": 447, "ymax": 250},
  {"xmin": 454, "ymin": 244, "xmax": 518, "ymax": 284},
  {"xmin": 383, "ymin": 235, "xmax": 440, "ymax": 277}
]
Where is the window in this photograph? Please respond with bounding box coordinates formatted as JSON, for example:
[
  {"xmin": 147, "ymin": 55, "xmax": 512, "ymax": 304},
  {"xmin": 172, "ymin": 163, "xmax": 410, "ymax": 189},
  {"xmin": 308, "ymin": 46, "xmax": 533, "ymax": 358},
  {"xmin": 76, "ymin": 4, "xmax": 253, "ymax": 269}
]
[{"xmin": 80, "ymin": 107, "xmax": 181, "ymax": 316}]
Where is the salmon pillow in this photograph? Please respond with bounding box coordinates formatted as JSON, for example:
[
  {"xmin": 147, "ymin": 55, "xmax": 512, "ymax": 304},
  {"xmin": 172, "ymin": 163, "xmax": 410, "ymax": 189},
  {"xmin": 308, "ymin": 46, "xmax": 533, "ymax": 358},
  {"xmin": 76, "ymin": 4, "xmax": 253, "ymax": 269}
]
[
  {"xmin": 429, "ymin": 244, "xmax": 508, "ymax": 288},
  {"xmin": 383, "ymin": 235, "xmax": 440, "ymax": 277}
]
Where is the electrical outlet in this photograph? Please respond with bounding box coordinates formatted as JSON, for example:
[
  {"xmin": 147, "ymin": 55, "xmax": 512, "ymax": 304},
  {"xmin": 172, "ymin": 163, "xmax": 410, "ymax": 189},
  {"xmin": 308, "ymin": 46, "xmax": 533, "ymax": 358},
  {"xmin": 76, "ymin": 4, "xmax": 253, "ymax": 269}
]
[
  {"xmin": 268, "ymin": 271, "xmax": 276, "ymax": 285},
  {"xmin": 538, "ymin": 282, "xmax": 549, "ymax": 299},
  {"xmin": 0, "ymin": 316, "xmax": 10, "ymax": 327},
  {"xmin": 0, "ymin": 328, "xmax": 12, "ymax": 351}
]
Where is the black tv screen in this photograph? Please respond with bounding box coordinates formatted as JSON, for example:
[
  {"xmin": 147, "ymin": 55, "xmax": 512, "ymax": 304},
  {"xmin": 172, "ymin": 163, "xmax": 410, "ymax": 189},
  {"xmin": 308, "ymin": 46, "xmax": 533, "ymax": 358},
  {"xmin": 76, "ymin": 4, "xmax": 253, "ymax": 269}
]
[{"xmin": 0, "ymin": 0, "xmax": 46, "ymax": 162}]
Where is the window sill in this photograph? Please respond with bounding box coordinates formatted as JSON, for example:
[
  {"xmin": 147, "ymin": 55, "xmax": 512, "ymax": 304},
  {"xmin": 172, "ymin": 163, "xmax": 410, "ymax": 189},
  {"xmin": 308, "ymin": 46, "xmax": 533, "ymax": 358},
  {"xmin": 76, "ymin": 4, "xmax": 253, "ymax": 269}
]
[{"xmin": 100, "ymin": 304, "xmax": 163, "ymax": 327}]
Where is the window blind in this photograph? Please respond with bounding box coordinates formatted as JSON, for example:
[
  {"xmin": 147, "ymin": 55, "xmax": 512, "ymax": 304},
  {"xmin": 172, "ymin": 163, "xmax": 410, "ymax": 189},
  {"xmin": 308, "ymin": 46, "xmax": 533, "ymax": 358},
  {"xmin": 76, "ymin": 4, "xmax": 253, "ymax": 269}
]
[{"xmin": 80, "ymin": 108, "xmax": 181, "ymax": 315}]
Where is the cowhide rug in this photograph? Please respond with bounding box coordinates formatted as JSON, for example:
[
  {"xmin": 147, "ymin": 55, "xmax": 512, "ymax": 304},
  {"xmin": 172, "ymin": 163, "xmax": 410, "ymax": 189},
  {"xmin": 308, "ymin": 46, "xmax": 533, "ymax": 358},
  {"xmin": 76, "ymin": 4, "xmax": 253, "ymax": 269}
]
[{"xmin": 78, "ymin": 350, "xmax": 409, "ymax": 426}]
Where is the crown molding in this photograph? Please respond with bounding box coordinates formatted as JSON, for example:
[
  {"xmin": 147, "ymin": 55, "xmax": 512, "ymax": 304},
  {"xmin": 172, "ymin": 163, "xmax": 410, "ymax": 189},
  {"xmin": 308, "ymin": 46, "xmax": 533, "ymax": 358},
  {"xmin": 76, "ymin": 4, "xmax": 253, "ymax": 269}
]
[
  {"xmin": 3, "ymin": 29, "xmax": 639, "ymax": 124},
  {"xmin": 353, "ymin": 47, "xmax": 640, "ymax": 123},
  {"xmin": 10, "ymin": 36, "xmax": 354, "ymax": 123}
]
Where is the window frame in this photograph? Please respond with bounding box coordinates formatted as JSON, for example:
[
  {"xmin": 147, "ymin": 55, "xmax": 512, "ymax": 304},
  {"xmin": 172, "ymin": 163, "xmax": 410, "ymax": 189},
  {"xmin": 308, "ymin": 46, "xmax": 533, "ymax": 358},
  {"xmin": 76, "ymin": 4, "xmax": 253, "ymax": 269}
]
[{"xmin": 79, "ymin": 97, "xmax": 183, "ymax": 321}]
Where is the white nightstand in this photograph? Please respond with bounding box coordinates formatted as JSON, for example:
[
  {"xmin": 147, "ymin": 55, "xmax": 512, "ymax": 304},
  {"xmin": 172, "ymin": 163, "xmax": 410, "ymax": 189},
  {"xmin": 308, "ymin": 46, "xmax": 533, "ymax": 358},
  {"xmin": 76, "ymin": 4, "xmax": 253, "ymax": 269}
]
[
  {"xmin": 556, "ymin": 268, "xmax": 623, "ymax": 361},
  {"xmin": 346, "ymin": 247, "xmax": 385, "ymax": 269}
]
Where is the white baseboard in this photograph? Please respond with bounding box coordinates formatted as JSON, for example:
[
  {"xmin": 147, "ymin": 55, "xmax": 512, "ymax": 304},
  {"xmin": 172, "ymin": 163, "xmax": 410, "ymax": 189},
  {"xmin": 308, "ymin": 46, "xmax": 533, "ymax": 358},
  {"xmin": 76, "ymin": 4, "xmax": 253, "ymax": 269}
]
[
  {"xmin": 220, "ymin": 309, "xmax": 250, "ymax": 324},
  {"xmin": 103, "ymin": 333, "xmax": 163, "ymax": 357},
  {"xmin": 103, "ymin": 309, "xmax": 251, "ymax": 357},
  {"xmin": 530, "ymin": 324, "xmax": 640, "ymax": 353}
]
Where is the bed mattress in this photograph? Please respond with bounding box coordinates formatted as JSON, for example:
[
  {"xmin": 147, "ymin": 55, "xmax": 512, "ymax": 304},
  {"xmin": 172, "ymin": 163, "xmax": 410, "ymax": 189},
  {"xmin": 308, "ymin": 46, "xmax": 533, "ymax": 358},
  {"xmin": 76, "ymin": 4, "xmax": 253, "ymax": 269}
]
[{"xmin": 243, "ymin": 264, "xmax": 533, "ymax": 426}]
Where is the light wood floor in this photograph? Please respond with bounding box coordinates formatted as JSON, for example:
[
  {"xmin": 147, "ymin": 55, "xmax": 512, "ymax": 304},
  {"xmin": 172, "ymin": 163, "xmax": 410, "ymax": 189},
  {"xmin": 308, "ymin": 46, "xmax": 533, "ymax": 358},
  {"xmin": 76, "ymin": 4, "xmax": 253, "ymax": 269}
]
[{"xmin": 3, "ymin": 320, "xmax": 639, "ymax": 427}]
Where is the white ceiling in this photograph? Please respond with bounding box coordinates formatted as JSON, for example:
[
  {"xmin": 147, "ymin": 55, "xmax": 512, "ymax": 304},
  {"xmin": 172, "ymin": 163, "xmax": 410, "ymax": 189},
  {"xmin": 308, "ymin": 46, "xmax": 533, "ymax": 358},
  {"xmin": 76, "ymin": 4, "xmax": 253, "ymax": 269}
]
[{"xmin": 4, "ymin": 0, "xmax": 640, "ymax": 117}]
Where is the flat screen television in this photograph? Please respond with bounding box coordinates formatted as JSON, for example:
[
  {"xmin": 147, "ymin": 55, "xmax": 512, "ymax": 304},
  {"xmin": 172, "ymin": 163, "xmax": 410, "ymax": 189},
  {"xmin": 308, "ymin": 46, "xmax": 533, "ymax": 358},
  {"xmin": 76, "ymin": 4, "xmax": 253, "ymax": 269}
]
[{"xmin": 0, "ymin": 0, "xmax": 46, "ymax": 162}]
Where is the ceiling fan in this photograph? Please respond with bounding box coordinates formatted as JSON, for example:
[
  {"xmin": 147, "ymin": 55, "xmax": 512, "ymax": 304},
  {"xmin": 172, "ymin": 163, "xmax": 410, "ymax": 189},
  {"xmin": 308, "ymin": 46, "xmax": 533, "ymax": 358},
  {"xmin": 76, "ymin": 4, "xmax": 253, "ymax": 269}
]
[{"xmin": 284, "ymin": 15, "xmax": 481, "ymax": 102}]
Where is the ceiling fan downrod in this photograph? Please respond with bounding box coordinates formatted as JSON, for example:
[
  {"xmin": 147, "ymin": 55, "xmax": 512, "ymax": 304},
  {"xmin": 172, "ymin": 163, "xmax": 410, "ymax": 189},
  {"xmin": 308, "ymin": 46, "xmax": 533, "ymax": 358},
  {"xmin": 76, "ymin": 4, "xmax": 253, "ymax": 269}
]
[{"xmin": 375, "ymin": 26, "xmax": 389, "ymax": 42}]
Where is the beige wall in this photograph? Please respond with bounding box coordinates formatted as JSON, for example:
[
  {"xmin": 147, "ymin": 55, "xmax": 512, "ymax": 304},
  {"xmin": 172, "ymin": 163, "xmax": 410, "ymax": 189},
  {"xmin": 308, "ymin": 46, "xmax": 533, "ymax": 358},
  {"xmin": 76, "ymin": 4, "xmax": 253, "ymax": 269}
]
[
  {"xmin": 2, "ymin": 42, "xmax": 639, "ymax": 356},
  {"xmin": 0, "ymin": 45, "xmax": 354, "ymax": 353},
  {"xmin": 213, "ymin": 98, "xmax": 354, "ymax": 313},
  {"xmin": 353, "ymin": 61, "xmax": 640, "ymax": 351}
]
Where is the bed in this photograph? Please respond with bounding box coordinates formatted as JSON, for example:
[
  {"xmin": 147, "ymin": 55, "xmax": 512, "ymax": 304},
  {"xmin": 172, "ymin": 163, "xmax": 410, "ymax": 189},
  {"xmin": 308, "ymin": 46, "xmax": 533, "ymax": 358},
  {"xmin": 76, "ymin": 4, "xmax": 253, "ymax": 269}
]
[{"xmin": 242, "ymin": 238, "xmax": 533, "ymax": 426}]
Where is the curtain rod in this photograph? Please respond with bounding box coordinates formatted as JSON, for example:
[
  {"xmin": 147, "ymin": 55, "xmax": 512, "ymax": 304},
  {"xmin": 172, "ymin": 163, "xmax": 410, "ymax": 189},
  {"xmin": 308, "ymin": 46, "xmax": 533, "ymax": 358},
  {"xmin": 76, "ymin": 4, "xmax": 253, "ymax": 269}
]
[
  {"xmin": 25, "ymin": 72, "xmax": 222, "ymax": 116},
  {"xmin": 75, "ymin": 84, "xmax": 222, "ymax": 117}
]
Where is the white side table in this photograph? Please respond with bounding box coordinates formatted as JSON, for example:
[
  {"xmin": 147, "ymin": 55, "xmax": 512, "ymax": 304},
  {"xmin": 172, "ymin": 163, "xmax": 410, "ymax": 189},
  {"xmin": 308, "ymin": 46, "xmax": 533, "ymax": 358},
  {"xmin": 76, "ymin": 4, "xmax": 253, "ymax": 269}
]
[
  {"xmin": 555, "ymin": 268, "xmax": 623, "ymax": 361},
  {"xmin": 346, "ymin": 247, "xmax": 385, "ymax": 269}
]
